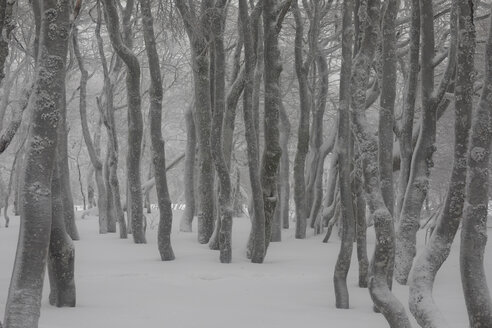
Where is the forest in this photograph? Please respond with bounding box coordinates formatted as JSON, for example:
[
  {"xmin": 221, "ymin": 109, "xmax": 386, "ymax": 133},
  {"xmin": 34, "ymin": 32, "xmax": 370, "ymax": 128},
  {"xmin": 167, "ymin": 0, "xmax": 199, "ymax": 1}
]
[{"xmin": 0, "ymin": 0, "xmax": 492, "ymax": 327}]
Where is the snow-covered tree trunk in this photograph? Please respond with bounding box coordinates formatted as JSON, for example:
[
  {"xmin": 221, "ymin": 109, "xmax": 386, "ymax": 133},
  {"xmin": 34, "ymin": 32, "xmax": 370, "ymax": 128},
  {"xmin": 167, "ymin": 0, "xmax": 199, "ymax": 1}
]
[
  {"xmin": 409, "ymin": 2, "xmax": 471, "ymax": 326},
  {"xmin": 460, "ymin": 3, "xmax": 492, "ymax": 326},
  {"xmin": 3, "ymin": 0, "xmax": 70, "ymax": 325},
  {"xmin": 279, "ymin": 101, "xmax": 290, "ymax": 229},
  {"xmin": 349, "ymin": 0, "xmax": 411, "ymax": 325}
]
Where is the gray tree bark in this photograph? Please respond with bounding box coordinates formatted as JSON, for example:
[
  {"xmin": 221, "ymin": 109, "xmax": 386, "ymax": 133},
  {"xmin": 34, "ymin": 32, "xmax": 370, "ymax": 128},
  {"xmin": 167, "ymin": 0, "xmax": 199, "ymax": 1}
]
[
  {"xmin": 140, "ymin": 0, "xmax": 175, "ymax": 260},
  {"xmin": 460, "ymin": 3, "xmax": 492, "ymax": 327},
  {"xmin": 333, "ymin": 0, "xmax": 355, "ymax": 308},
  {"xmin": 180, "ymin": 103, "xmax": 196, "ymax": 232},
  {"xmin": 279, "ymin": 101, "xmax": 291, "ymax": 230},
  {"xmin": 175, "ymin": 0, "xmax": 216, "ymax": 244},
  {"xmin": 3, "ymin": 0, "xmax": 71, "ymax": 325}
]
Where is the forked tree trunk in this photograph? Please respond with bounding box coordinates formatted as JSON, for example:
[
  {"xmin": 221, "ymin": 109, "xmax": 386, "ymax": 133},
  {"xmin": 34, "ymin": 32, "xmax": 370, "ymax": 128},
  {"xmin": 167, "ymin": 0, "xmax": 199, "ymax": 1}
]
[
  {"xmin": 349, "ymin": 0, "xmax": 411, "ymax": 326},
  {"xmin": 460, "ymin": 4, "xmax": 492, "ymax": 327},
  {"xmin": 333, "ymin": 0, "xmax": 355, "ymax": 308},
  {"xmin": 140, "ymin": 0, "xmax": 175, "ymax": 260},
  {"xmin": 395, "ymin": 0, "xmax": 457, "ymax": 284},
  {"xmin": 409, "ymin": 2, "xmax": 472, "ymax": 326},
  {"xmin": 180, "ymin": 103, "xmax": 196, "ymax": 232},
  {"xmin": 102, "ymin": 0, "xmax": 146, "ymax": 243},
  {"xmin": 3, "ymin": 0, "xmax": 70, "ymax": 325}
]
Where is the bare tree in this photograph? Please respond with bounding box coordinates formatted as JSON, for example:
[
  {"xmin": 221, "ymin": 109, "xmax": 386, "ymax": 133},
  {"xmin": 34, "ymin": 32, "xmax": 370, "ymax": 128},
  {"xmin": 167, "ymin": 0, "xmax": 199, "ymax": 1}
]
[{"xmin": 180, "ymin": 102, "xmax": 196, "ymax": 232}]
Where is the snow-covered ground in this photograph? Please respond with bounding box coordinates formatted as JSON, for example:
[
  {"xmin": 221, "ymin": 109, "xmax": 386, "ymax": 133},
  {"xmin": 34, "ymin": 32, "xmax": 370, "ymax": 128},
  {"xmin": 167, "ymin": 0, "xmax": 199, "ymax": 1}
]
[{"xmin": 0, "ymin": 211, "xmax": 490, "ymax": 328}]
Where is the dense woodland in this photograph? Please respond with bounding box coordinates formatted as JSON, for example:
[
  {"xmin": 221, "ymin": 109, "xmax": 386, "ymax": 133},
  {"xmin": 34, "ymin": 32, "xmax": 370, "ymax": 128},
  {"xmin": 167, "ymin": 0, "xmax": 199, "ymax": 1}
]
[{"xmin": 0, "ymin": 0, "xmax": 492, "ymax": 327}]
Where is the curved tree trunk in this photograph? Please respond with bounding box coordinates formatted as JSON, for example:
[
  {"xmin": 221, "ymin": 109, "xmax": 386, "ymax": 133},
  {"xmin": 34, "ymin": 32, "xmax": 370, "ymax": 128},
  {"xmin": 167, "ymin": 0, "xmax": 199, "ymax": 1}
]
[
  {"xmin": 349, "ymin": 0, "xmax": 412, "ymax": 326},
  {"xmin": 140, "ymin": 0, "xmax": 175, "ymax": 260},
  {"xmin": 3, "ymin": 0, "xmax": 70, "ymax": 325},
  {"xmin": 102, "ymin": 0, "xmax": 146, "ymax": 243},
  {"xmin": 180, "ymin": 103, "xmax": 196, "ymax": 232},
  {"xmin": 460, "ymin": 4, "xmax": 492, "ymax": 327},
  {"xmin": 409, "ymin": 2, "xmax": 472, "ymax": 326},
  {"xmin": 333, "ymin": 0, "xmax": 355, "ymax": 308},
  {"xmin": 395, "ymin": 0, "xmax": 457, "ymax": 284}
]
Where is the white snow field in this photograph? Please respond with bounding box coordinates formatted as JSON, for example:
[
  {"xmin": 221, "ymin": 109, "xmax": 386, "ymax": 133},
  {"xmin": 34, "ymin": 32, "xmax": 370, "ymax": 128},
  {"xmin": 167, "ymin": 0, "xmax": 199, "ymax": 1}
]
[{"xmin": 0, "ymin": 211, "xmax": 490, "ymax": 328}]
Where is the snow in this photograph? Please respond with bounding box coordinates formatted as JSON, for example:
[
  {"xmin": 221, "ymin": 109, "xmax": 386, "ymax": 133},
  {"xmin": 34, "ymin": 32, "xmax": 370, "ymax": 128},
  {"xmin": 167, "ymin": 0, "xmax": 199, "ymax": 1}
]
[{"xmin": 0, "ymin": 211, "xmax": 490, "ymax": 328}]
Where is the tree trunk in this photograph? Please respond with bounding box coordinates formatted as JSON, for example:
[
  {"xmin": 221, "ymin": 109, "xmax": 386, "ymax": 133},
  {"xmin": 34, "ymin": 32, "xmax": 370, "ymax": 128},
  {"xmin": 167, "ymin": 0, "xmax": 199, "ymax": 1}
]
[
  {"xmin": 104, "ymin": 146, "xmax": 117, "ymax": 233},
  {"xmin": 141, "ymin": 0, "xmax": 175, "ymax": 260},
  {"xmin": 279, "ymin": 101, "xmax": 290, "ymax": 230},
  {"xmin": 3, "ymin": 0, "xmax": 70, "ymax": 325},
  {"xmin": 102, "ymin": 0, "xmax": 146, "ymax": 243},
  {"xmin": 333, "ymin": 0, "xmax": 355, "ymax": 309},
  {"xmin": 395, "ymin": 0, "xmax": 419, "ymax": 220},
  {"xmin": 87, "ymin": 166, "xmax": 95, "ymax": 208},
  {"xmin": 349, "ymin": 0, "xmax": 412, "ymax": 326},
  {"xmin": 256, "ymin": 0, "xmax": 285, "ymax": 261},
  {"xmin": 460, "ymin": 4, "xmax": 492, "ymax": 327},
  {"xmin": 180, "ymin": 103, "xmax": 196, "ymax": 232},
  {"xmin": 409, "ymin": 2, "xmax": 472, "ymax": 326},
  {"xmin": 395, "ymin": 0, "xmax": 457, "ymax": 284},
  {"xmin": 292, "ymin": 0, "xmax": 311, "ymax": 240}
]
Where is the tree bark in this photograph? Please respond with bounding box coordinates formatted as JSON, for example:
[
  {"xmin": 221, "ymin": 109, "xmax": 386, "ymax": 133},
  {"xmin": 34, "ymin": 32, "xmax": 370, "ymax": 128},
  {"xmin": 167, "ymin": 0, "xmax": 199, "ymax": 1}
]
[
  {"xmin": 279, "ymin": 101, "xmax": 290, "ymax": 230},
  {"xmin": 292, "ymin": 0, "xmax": 311, "ymax": 240},
  {"xmin": 140, "ymin": 0, "xmax": 175, "ymax": 260},
  {"xmin": 3, "ymin": 0, "xmax": 70, "ymax": 325},
  {"xmin": 180, "ymin": 103, "xmax": 196, "ymax": 232},
  {"xmin": 409, "ymin": 2, "xmax": 472, "ymax": 326},
  {"xmin": 460, "ymin": 3, "xmax": 492, "ymax": 327},
  {"xmin": 334, "ymin": 0, "xmax": 355, "ymax": 309},
  {"xmin": 175, "ymin": 0, "xmax": 216, "ymax": 244}
]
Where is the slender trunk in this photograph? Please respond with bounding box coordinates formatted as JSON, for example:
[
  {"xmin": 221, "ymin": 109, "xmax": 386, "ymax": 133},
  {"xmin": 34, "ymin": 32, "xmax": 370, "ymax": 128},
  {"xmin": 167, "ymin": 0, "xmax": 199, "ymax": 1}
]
[
  {"xmin": 409, "ymin": 2, "xmax": 473, "ymax": 326},
  {"xmin": 3, "ymin": 0, "xmax": 70, "ymax": 325},
  {"xmin": 395, "ymin": 0, "xmax": 419, "ymax": 220},
  {"xmin": 279, "ymin": 101, "xmax": 290, "ymax": 230},
  {"xmin": 180, "ymin": 103, "xmax": 196, "ymax": 232},
  {"xmin": 292, "ymin": 0, "xmax": 311, "ymax": 240},
  {"xmin": 140, "ymin": 0, "xmax": 175, "ymax": 259},
  {"xmin": 104, "ymin": 145, "xmax": 117, "ymax": 233},
  {"xmin": 257, "ymin": 0, "xmax": 285, "ymax": 261},
  {"xmin": 87, "ymin": 166, "xmax": 95, "ymax": 208},
  {"xmin": 460, "ymin": 4, "xmax": 492, "ymax": 327},
  {"xmin": 334, "ymin": 0, "xmax": 355, "ymax": 308}
]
